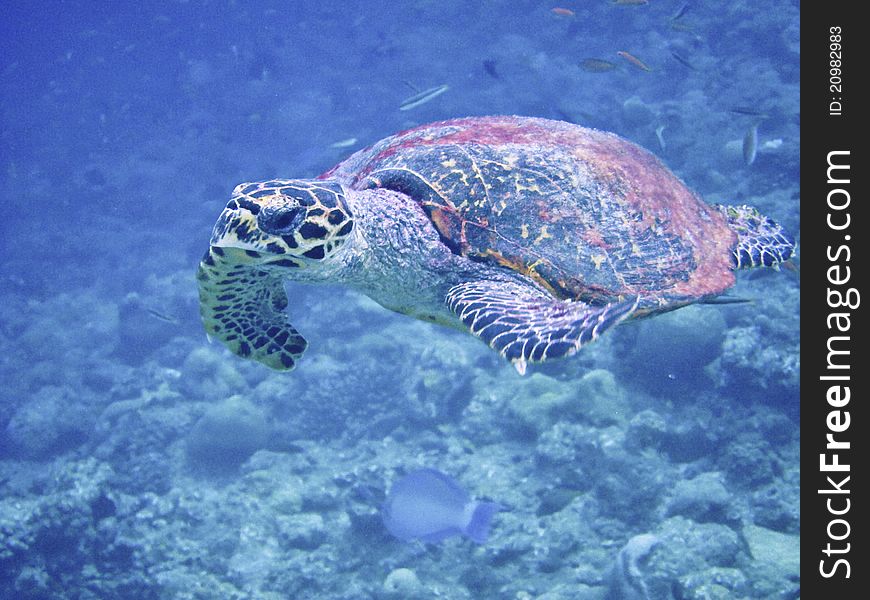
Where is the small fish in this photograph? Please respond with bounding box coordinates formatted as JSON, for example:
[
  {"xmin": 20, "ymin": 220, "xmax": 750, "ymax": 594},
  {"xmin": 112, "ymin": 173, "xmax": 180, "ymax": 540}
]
[
  {"xmin": 483, "ymin": 59, "xmax": 500, "ymax": 79},
  {"xmin": 329, "ymin": 137, "xmax": 358, "ymax": 148},
  {"xmin": 399, "ymin": 84, "xmax": 450, "ymax": 111},
  {"xmin": 670, "ymin": 50, "xmax": 696, "ymax": 70},
  {"xmin": 382, "ymin": 468, "xmax": 500, "ymax": 543},
  {"xmin": 743, "ymin": 123, "xmax": 758, "ymax": 166},
  {"xmin": 655, "ymin": 125, "xmax": 666, "ymax": 151},
  {"xmin": 700, "ymin": 296, "xmax": 751, "ymax": 305},
  {"xmin": 145, "ymin": 307, "xmax": 179, "ymax": 324},
  {"xmin": 551, "ymin": 7, "xmax": 575, "ymax": 17},
  {"xmin": 617, "ymin": 50, "xmax": 652, "ymax": 72},
  {"xmin": 781, "ymin": 259, "xmax": 800, "ymax": 273},
  {"xmin": 669, "ymin": 20, "xmax": 695, "ymax": 32},
  {"xmin": 610, "ymin": 534, "xmax": 660, "ymax": 600},
  {"xmin": 613, "ymin": 0, "xmax": 648, "ymax": 5},
  {"xmin": 580, "ymin": 58, "xmax": 617, "ymax": 72},
  {"xmin": 553, "ymin": 107, "xmax": 580, "ymax": 124},
  {"xmin": 730, "ymin": 106, "xmax": 769, "ymax": 118},
  {"xmin": 671, "ymin": 2, "xmax": 690, "ymax": 21}
]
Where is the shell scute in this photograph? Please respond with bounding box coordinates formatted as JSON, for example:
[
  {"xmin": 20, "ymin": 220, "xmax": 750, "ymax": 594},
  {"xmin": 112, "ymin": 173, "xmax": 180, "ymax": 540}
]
[{"xmin": 330, "ymin": 116, "xmax": 735, "ymax": 302}]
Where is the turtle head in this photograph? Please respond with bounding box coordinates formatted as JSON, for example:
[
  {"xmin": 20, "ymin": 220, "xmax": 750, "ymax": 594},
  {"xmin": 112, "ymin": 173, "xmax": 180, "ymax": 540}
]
[
  {"xmin": 197, "ymin": 179, "xmax": 354, "ymax": 372},
  {"xmin": 210, "ymin": 179, "xmax": 354, "ymax": 268}
]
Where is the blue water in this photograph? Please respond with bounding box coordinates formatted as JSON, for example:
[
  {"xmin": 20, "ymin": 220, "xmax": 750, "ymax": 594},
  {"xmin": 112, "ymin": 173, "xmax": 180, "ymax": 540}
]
[{"xmin": 1, "ymin": 1, "xmax": 799, "ymax": 598}]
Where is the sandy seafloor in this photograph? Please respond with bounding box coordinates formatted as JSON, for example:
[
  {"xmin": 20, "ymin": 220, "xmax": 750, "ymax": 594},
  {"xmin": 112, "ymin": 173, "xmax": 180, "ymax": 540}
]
[{"xmin": 0, "ymin": 1, "xmax": 799, "ymax": 598}]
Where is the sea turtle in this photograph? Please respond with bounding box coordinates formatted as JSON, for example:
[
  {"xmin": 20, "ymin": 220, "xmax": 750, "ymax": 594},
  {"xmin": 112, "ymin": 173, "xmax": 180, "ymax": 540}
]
[{"xmin": 198, "ymin": 116, "xmax": 794, "ymax": 374}]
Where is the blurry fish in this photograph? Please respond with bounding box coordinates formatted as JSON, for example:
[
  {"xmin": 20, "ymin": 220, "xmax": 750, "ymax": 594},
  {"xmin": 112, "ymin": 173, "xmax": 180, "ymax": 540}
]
[
  {"xmin": 617, "ymin": 50, "xmax": 652, "ymax": 72},
  {"xmin": 613, "ymin": 0, "xmax": 648, "ymax": 5},
  {"xmin": 703, "ymin": 296, "xmax": 752, "ymax": 306},
  {"xmin": 655, "ymin": 125, "xmax": 666, "ymax": 151},
  {"xmin": 743, "ymin": 123, "xmax": 758, "ymax": 166},
  {"xmin": 483, "ymin": 59, "xmax": 500, "ymax": 79},
  {"xmin": 730, "ymin": 106, "xmax": 769, "ymax": 118},
  {"xmin": 399, "ymin": 84, "xmax": 450, "ymax": 111},
  {"xmin": 671, "ymin": 2, "xmax": 690, "ymax": 21},
  {"xmin": 669, "ymin": 20, "xmax": 695, "ymax": 32},
  {"xmin": 329, "ymin": 137, "xmax": 358, "ymax": 149},
  {"xmin": 670, "ymin": 50, "xmax": 696, "ymax": 70},
  {"xmin": 580, "ymin": 58, "xmax": 617, "ymax": 72},
  {"xmin": 781, "ymin": 259, "xmax": 800, "ymax": 273},
  {"xmin": 551, "ymin": 7, "xmax": 575, "ymax": 17},
  {"xmin": 553, "ymin": 107, "xmax": 581, "ymax": 124},
  {"xmin": 607, "ymin": 533, "xmax": 660, "ymax": 600},
  {"xmin": 382, "ymin": 468, "xmax": 500, "ymax": 544},
  {"xmin": 145, "ymin": 307, "xmax": 179, "ymax": 324}
]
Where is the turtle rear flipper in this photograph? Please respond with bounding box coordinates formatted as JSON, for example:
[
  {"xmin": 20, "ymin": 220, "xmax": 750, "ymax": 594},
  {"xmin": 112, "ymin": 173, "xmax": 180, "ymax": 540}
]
[
  {"xmin": 719, "ymin": 205, "xmax": 795, "ymax": 269},
  {"xmin": 446, "ymin": 280, "xmax": 639, "ymax": 374},
  {"xmin": 197, "ymin": 247, "xmax": 307, "ymax": 370}
]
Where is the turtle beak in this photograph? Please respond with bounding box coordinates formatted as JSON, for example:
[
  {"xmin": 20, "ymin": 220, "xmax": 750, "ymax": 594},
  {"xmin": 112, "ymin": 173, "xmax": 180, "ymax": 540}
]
[{"xmin": 209, "ymin": 208, "xmax": 236, "ymax": 246}]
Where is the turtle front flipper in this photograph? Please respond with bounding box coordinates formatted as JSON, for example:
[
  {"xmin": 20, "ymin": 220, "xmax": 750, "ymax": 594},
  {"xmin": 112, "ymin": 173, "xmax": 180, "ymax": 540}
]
[
  {"xmin": 718, "ymin": 205, "xmax": 795, "ymax": 269},
  {"xmin": 197, "ymin": 247, "xmax": 307, "ymax": 370},
  {"xmin": 446, "ymin": 280, "xmax": 639, "ymax": 374}
]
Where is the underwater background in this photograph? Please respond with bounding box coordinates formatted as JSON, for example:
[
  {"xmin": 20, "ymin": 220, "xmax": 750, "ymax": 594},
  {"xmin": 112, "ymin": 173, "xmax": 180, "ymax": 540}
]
[{"xmin": 0, "ymin": 1, "xmax": 799, "ymax": 598}]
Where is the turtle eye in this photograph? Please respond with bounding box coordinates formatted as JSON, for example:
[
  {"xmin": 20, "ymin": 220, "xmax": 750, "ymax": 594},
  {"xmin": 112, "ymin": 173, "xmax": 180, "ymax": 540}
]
[{"xmin": 258, "ymin": 206, "xmax": 305, "ymax": 235}]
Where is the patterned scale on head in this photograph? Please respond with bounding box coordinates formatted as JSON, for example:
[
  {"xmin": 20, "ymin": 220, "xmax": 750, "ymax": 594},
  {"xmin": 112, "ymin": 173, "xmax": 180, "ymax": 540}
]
[
  {"xmin": 214, "ymin": 179, "xmax": 354, "ymax": 262},
  {"xmin": 197, "ymin": 180, "xmax": 355, "ymax": 369}
]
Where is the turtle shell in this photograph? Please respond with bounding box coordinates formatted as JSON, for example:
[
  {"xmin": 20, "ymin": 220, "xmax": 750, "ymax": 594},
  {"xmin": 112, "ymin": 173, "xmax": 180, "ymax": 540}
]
[{"xmin": 322, "ymin": 116, "xmax": 736, "ymax": 307}]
